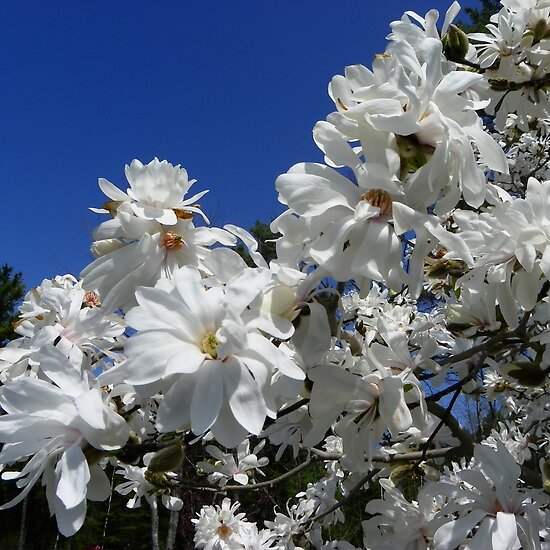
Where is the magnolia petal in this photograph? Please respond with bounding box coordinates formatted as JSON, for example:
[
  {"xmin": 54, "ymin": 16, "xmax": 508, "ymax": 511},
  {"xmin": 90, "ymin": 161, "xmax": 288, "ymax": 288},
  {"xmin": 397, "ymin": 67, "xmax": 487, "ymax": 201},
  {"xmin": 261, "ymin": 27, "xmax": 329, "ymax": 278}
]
[
  {"xmin": 166, "ymin": 345, "xmax": 206, "ymax": 375},
  {"xmin": 223, "ymin": 358, "xmax": 266, "ymax": 436},
  {"xmin": 379, "ymin": 376, "xmax": 412, "ymax": 436},
  {"xmin": 55, "ymin": 497, "xmax": 87, "ymax": 537},
  {"xmin": 496, "ymin": 281, "xmax": 519, "ymax": 329},
  {"xmin": 210, "ymin": 400, "xmax": 249, "ymax": 449},
  {"xmin": 292, "ymin": 302, "xmax": 331, "ymax": 368},
  {"xmin": 276, "ymin": 164, "xmax": 359, "ymax": 215},
  {"xmin": 98, "ymin": 178, "xmax": 129, "ymax": 202},
  {"xmin": 56, "ymin": 444, "xmax": 90, "ymax": 509},
  {"xmin": 40, "ymin": 345, "xmax": 87, "ymax": 398},
  {"xmin": 224, "ymin": 224, "xmax": 268, "ymax": 268},
  {"xmin": 433, "ymin": 508, "xmax": 488, "ymax": 550},
  {"xmin": 492, "ymin": 512, "xmax": 520, "ymax": 550},
  {"xmin": 87, "ymin": 464, "xmax": 111, "ymax": 502},
  {"xmin": 156, "ymin": 375, "xmax": 195, "ymax": 432},
  {"xmin": 224, "ymin": 268, "xmax": 271, "ymax": 315},
  {"xmin": 190, "ymin": 361, "xmax": 223, "ymax": 435},
  {"xmin": 75, "ymin": 389, "xmax": 107, "ymax": 430},
  {"xmin": 0, "ymin": 379, "xmax": 75, "ymax": 423},
  {"xmin": 514, "ymin": 269, "xmax": 540, "ymax": 311},
  {"xmin": 129, "ymin": 286, "xmax": 198, "ymax": 338}
]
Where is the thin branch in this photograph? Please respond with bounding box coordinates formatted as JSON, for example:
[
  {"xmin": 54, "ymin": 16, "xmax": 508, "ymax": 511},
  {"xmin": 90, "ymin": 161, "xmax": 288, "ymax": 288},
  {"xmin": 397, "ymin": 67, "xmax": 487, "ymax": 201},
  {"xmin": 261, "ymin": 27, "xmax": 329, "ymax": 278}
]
[
  {"xmin": 422, "ymin": 386, "xmax": 464, "ymax": 461},
  {"xmin": 176, "ymin": 456, "xmax": 320, "ymax": 493},
  {"xmin": 427, "ymin": 401, "xmax": 475, "ymax": 454},
  {"xmin": 309, "ymin": 445, "xmax": 465, "ymax": 463}
]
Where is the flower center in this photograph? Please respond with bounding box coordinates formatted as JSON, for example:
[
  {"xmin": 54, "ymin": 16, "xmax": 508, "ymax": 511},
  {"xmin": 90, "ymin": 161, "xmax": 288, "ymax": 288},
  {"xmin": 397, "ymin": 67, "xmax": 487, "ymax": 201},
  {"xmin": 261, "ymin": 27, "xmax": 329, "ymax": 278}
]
[
  {"xmin": 360, "ymin": 189, "xmax": 393, "ymax": 216},
  {"xmin": 173, "ymin": 208, "xmax": 194, "ymax": 220},
  {"xmin": 202, "ymin": 333, "xmax": 219, "ymax": 359},
  {"xmin": 217, "ymin": 522, "xmax": 232, "ymax": 539},
  {"xmin": 162, "ymin": 232, "xmax": 184, "ymax": 250},
  {"xmin": 173, "ymin": 203, "xmax": 202, "ymax": 221},
  {"xmin": 82, "ymin": 290, "xmax": 101, "ymax": 308}
]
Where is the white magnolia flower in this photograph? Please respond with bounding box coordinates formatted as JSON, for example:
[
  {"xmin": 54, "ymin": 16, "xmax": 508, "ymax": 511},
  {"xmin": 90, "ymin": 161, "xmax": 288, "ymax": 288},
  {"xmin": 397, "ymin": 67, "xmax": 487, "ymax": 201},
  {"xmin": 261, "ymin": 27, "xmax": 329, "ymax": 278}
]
[
  {"xmin": 304, "ymin": 354, "xmax": 426, "ymax": 471},
  {"xmin": 276, "ymin": 164, "xmax": 406, "ymax": 290},
  {"xmin": 100, "ymin": 266, "xmax": 304, "ymax": 448},
  {"xmin": 82, "ymin": 159, "xmax": 236, "ymax": 312},
  {"xmin": 432, "ymin": 443, "xmax": 544, "ymax": 550},
  {"xmin": 94, "ymin": 157, "xmax": 208, "ymax": 225},
  {"xmin": 192, "ymin": 498, "xmax": 251, "ymax": 550},
  {"xmin": 197, "ymin": 439, "xmax": 269, "ymax": 486},
  {"xmin": 0, "ymin": 345, "xmax": 129, "ymax": 536},
  {"xmin": 0, "ymin": 275, "xmax": 123, "ymax": 380},
  {"xmin": 115, "ymin": 452, "xmax": 183, "ymax": 511},
  {"xmin": 326, "ymin": 36, "xmax": 507, "ymax": 211},
  {"xmin": 484, "ymin": 422, "xmax": 536, "ymax": 464},
  {"xmin": 363, "ymin": 479, "xmax": 447, "ymax": 550},
  {"xmin": 433, "ymin": 177, "xmax": 550, "ymax": 327}
]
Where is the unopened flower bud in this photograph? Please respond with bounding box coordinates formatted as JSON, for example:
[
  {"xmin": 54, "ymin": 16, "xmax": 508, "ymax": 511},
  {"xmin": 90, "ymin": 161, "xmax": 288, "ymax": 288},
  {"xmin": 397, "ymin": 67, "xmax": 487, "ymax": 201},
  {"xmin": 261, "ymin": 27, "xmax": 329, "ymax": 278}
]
[
  {"xmin": 532, "ymin": 19, "xmax": 549, "ymax": 44},
  {"xmin": 144, "ymin": 470, "xmax": 171, "ymax": 488},
  {"xmin": 442, "ymin": 24, "xmax": 470, "ymax": 61},
  {"xmin": 499, "ymin": 360, "xmax": 547, "ymax": 387},
  {"xmin": 91, "ymin": 238, "xmax": 125, "ymax": 258},
  {"xmin": 147, "ymin": 442, "xmax": 185, "ymax": 473}
]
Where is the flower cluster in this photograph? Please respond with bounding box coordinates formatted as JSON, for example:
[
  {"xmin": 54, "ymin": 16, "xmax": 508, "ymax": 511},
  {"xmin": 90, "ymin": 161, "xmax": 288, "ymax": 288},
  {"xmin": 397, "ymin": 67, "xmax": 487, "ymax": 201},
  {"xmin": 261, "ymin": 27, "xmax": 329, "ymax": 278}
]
[{"xmin": 3, "ymin": 1, "xmax": 550, "ymax": 548}]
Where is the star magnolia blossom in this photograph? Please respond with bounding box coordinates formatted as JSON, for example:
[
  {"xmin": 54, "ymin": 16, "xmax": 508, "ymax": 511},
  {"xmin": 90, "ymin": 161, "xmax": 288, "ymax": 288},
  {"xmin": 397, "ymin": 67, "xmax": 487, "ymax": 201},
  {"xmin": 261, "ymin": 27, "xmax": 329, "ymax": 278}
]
[
  {"xmin": 99, "ymin": 266, "xmax": 304, "ymax": 448},
  {"xmin": 304, "ymin": 357, "xmax": 427, "ymax": 471},
  {"xmin": 0, "ymin": 346, "xmax": 129, "ymax": 536},
  {"xmin": 432, "ymin": 444, "xmax": 544, "ymax": 550},
  {"xmin": 5, "ymin": 0, "xmax": 550, "ymax": 545},
  {"xmin": 94, "ymin": 157, "xmax": 209, "ymax": 225},
  {"xmin": 275, "ymin": 166, "xmax": 412, "ymax": 291},
  {"xmin": 192, "ymin": 498, "xmax": 254, "ymax": 550},
  {"xmin": 197, "ymin": 439, "xmax": 269, "ymax": 486},
  {"xmin": 433, "ymin": 177, "xmax": 550, "ymax": 327},
  {"xmin": 0, "ymin": 276, "xmax": 123, "ymax": 380},
  {"xmin": 81, "ymin": 159, "xmax": 236, "ymax": 312}
]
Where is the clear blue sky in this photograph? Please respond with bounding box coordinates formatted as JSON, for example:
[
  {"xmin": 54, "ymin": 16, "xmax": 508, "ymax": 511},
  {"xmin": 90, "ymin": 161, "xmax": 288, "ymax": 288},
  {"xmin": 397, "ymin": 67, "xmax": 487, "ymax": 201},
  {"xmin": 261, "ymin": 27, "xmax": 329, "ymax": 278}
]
[{"xmin": 0, "ymin": 0, "xmax": 480, "ymax": 290}]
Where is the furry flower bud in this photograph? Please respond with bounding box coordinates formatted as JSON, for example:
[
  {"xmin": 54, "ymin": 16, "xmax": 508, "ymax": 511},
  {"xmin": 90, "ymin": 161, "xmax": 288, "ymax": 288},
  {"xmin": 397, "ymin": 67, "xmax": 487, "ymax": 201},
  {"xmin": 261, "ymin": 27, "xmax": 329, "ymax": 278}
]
[
  {"xmin": 147, "ymin": 442, "xmax": 185, "ymax": 473},
  {"xmin": 442, "ymin": 24, "xmax": 469, "ymax": 61}
]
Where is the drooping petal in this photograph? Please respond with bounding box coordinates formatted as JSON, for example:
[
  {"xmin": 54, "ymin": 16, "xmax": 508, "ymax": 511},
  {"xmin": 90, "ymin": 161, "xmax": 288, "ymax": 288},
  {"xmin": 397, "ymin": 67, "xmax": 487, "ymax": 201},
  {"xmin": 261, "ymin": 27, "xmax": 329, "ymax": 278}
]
[
  {"xmin": 223, "ymin": 358, "xmax": 266, "ymax": 436},
  {"xmin": 56, "ymin": 444, "xmax": 90, "ymax": 509}
]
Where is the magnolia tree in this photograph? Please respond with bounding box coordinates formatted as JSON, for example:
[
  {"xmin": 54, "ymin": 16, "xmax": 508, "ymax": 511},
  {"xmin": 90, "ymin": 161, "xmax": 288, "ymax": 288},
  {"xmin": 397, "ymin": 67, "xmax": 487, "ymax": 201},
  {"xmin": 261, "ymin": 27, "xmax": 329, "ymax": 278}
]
[{"xmin": 2, "ymin": 0, "xmax": 550, "ymax": 548}]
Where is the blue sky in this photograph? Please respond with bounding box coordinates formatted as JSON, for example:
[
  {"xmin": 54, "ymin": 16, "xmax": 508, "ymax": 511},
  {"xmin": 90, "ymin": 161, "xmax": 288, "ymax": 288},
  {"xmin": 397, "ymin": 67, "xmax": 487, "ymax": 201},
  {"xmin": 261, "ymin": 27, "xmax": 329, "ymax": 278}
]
[{"xmin": 0, "ymin": 0, "xmax": 480, "ymax": 290}]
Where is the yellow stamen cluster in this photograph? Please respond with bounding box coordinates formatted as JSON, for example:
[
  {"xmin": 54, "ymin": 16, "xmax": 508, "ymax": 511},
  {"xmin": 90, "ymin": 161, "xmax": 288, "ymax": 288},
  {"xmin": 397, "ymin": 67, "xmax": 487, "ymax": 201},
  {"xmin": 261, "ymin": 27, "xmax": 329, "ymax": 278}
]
[
  {"xmin": 162, "ymin": 232, "xmax": 184, "ymax": 250},
  {"xmin": 217, "ymin": 522, "xmax": 232, "ymax": 539},
  {"xmin": 82, "ymin": 290, "xmax": 101, "ymax": 308},
  {"xmin": 173, "ymin": 208, "xmax": 194, "ymax": 220},
  {"xmin": 360, "ymin": 189, "xmax": 393, "ymax": 216},
  {"xmin": 102, "ymin": 200, "xmax": 122, "ymax": 218},
  {"xmin": 173, "ymin": 204, "xmax": 202, "ymax": 220},
  {"xmin": 202, "ymin": 333, "xmax": 219, "ymax": 359}
]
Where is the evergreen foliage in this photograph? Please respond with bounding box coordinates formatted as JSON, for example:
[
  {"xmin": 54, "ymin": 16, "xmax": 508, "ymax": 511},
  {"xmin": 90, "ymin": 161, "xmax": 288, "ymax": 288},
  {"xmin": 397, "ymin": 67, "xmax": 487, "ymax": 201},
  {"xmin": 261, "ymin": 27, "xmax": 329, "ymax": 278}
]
[
  {"xmin": 460, "ymin": 0, "xmax": 501, "ymax": 32},
  {"xmin": 0, "ymin": 264, "xmax": 24, "ymax": 345}
]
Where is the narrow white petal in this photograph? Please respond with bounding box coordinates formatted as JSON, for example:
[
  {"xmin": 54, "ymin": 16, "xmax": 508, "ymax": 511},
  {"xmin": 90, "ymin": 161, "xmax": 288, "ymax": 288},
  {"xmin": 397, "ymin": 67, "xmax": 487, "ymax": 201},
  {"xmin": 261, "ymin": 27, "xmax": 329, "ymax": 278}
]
[
  {"xmin": 224, "ymin": 358, "xmax": 265, "ymax": 436},
  {"xmin": 56, "ymin": 444, "xmax": 90, "ymax": 509}
]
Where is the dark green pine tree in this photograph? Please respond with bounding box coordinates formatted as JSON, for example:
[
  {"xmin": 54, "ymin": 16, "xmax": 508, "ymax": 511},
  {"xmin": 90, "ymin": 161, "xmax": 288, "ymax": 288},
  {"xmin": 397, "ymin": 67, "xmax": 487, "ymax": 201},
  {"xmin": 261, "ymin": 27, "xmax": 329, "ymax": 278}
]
[
  {"xmin": 0, "ymin": 264, "xmax": 25, "ymax": 345},
  {"xmin": 460, "ymin": 0, "xmax": 501, "ymax": 33},
  {"xmin": 235, "ymin": 220, "xmax": 280, "ymax": 266}
]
